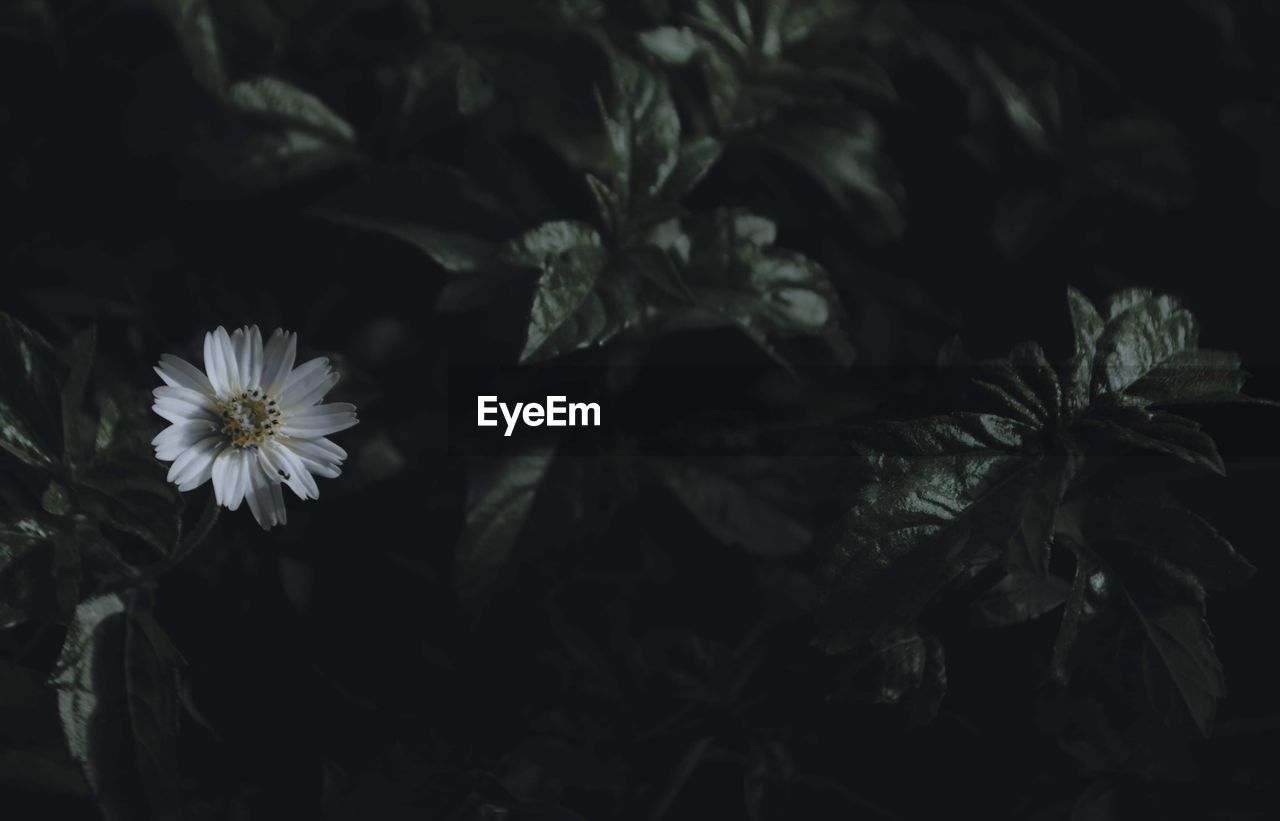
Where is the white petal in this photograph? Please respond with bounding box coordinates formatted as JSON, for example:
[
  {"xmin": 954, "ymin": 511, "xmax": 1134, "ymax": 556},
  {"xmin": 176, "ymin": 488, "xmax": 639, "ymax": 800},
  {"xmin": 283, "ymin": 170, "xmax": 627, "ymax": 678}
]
[
  {"xmin": 277, "ymin": 358, "xmax": 331, "ymax": 407},
  {"xmin": 166, "ymin": 435, "xmax": 223, "ymax": 489},
  {"xmin": 271, "ymin": 482, "xmax": 287, "ymax": 525},
  {"xmin": 263, "ymin": 440, "xmax": 318, "ymax": 500},
  {"xmin": 203, "ymin": 327, "xmax": 239, "ymax": 396},
  {"xmin": 152, "ymin": 420, "xmax": 220, "ymax": 461},
  {"xmin": 212, "ymin": 448, "xmax": 250, "ymax": 510},
  {"xmin": 284, "ymin": 438, "xmax": 346, "ymax": 477},
  {"xmin": 153, "ymin": 396, "xmax": 220, "ymax": 425},
  {"xmin": 153, "ymin": 385, "xmax": 218, "ymax": 410},
  {"xmin": 261, "ymin": 329, "xmax": 298, "ymax": 396},
  {"xmin": 233, "ymin": 325, "xmax": 264, "ymax": 391},
  {"xmin": 280, "ymin": 403, "xmax": 358, "ymax": 437},
  {"xmin": 280, "ymin": 372, "xmax": 339, "ymax": 411},
  {"xmin": 155, "ymin": 354, "xmax": 214, "ymax": 395},
  {"xmin": 304, "ymin": 436, "xmax": 348, "ymax": 461},
  {"xmin": 245, "ymin": 463, "xmax": 282, "ymax": 529}
]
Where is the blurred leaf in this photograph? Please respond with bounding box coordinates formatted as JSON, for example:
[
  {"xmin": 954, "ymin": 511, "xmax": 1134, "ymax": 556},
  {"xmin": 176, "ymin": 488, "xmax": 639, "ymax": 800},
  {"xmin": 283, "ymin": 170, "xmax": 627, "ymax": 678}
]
[
  {"xmin": 869, "ymin": 627, "xmax": 946, "ymax": 724},
  {"xmin": 191, "ymin": 76, "xmax": 358, "ymax": 193},
  {"xmin": 94, "ymin": 399, "xmax": 122, "ymax": 454},
  {"xmin": 973, "ymin": 46, "xmax": 1061, "ymax": 154},
  {"xmin": 0, "ymin": 747, "xmax": 91, "ymax": 796},
  {"xmin": 149, "ymin": 0, "xmax": 227, "ymax": 94},
  {"xmin": 673, "ymin": 209, "xmax": 855, "ymax": 363},
  {"xmin": 650, "ymin": 457, "xmax": 812, "ymax": 558},
  {"xmin": 51, "ymin": 594, "xmax": 184, "ymax": 821},
  {"xmin": 597, "ymin": 54, "xmax": 682, "ymax": 210},
  {"xmin": 638, "ymin": 26, "xmax": 701, "ymax": 66},
  {"xmin": 970, "ymin": 571, "xmax": 1070, "ymax": 627},
  {"xmin": 125, "ymin": 602, "xmax": 184, "ymax": 821},
  {"xmin": 77, "ymin": 458, "xmax": 183, "ymax": 558},
  {"xmin": 0, "ymin": 515, "xmax": 78, "ymax": 630},
  {"xmin": 41, "ymin": 481, "xmax": 71, "ymax": 517},
  {"xmin": 58, "ymin": 326, "xmax": 96, "ymax": 464},
  {"xmin": 0, "ymin": 311, "xmax": 61, "ymax": 469},
  {"xmin": 748, "ymin": 116, "xmax": 905, "ymax": 244},
  {"xmin": 0, "ymin": 0, "xmax": 54, "ymax": 43},
  {"xmin": 455, "ymin": 444, "xmax": 558, "ymax": 614},
  {"xmin": 1087, "ymin": 114, "xmax": 1192, "ymax": 209}
]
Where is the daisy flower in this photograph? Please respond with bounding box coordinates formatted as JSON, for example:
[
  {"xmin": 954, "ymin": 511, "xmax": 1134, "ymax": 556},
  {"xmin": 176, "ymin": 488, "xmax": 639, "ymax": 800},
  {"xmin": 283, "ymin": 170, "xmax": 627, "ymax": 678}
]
[{"xmin": 151, "ymin": 326, "xmax": 358, "ymax": 529}]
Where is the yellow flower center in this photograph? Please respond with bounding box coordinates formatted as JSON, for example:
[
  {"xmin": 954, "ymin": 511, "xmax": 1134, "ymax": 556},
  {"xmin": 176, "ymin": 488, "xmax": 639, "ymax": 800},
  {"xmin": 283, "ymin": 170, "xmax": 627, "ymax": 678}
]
[{"xmin": 218, "ymin": 388, "xmax": 281, "ymax": 449}]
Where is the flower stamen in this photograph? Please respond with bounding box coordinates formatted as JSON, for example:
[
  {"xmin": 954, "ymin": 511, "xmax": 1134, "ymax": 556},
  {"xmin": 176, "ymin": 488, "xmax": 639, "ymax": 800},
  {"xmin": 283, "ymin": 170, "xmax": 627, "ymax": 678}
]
[{"xmin": 217, "ymin": 389, "xmax": 281, "ymax": 449}]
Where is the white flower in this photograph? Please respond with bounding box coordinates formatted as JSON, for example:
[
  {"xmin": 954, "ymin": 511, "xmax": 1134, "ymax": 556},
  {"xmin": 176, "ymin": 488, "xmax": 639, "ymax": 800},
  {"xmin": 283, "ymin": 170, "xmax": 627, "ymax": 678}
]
[{"xmin": 151, "ymin": 326, "xmax": 358, "ymax": 529}]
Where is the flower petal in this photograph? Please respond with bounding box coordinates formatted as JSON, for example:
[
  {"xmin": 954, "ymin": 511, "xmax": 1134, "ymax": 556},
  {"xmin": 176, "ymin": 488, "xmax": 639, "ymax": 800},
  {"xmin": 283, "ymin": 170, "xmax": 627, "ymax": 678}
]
[
  {"xmin": 212, "ymin": 447, "xmax": 250, "ymax": 510},
  {"xmin": 155, "ymin": 354, "xmax": 214, "ymax": 395},
  {"xmin": 280, "ymin": 403, "xmax": 358, "ymax": 437},
  {"xmin": 277, "ymin": 357, "xmax": 331, "ymax": 407},
  {"xmin": 233, "ymin": 325, "xmax": 264, "ymax": 391},
  {"xmin": 245, "ymin": 462, "xmax": 284, "ymax": 530},
  {"xmin": 261, "ymin": 329, "xmax": 298, "ymax": 396},
  {"xmin": 284, "ymin": 437, "xmax": 347, "ymax": 478},
  {"xmin": 263, "ymin": 440, "xmax": 318, "ymax": 500},
  {"xmin": 153, "ymin": 393, "xmax": 220, "ymax": 425},
  {"xmin": 166, "ymin": 435, "xmax": 223, "ymax": 489},
  {"xmin": 280, "ymin": 372, "xmax": 339, "ymax": 411},
  {"xmin": 203, "ymin": 326, "xmax": 240, "ymax": 396},
  {"xmin": 152, "ymin": 420, "xmax": 220, "ymax": 461}
]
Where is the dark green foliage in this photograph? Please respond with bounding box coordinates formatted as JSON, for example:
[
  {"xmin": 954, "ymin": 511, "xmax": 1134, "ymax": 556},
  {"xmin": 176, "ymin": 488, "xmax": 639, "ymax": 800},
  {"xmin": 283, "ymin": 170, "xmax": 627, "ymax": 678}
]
[
  {"xmin": 3, "ymin": 0, "xmax": 1279, "ymax": 818},
  {"xmin": 819, "ymin": 287, "xmax": 1262, "ymax": 741}
]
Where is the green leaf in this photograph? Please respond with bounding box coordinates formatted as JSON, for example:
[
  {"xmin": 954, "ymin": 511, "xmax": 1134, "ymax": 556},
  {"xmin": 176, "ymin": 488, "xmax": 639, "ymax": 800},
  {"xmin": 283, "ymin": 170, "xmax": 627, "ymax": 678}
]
[
  {"xmin": 94, "ymin": 399, "xmax": 122, "ymax": 454},
  {"xmin": 454, "ymin": 444, "xmax": 558, "ymax": 615},
  {"xmin": 1054, "ymin": 497, "xmax": 1239, "ymax": 738},
  {"xmin": 0, "ymin": 515, "xmax": 78, "ymax": 629},
  {"xmin": 77, "ymin": 459, "xmax": 184, "ymax": 557},
  {"xmin": 748, "ymin": 116, "xmax": 905, "ymax": 244},
  {"xmin": 1091, "ymin": 290, "xmax": 1198, "ymax": 399},
  {"xmin": 1006, "ymin": 440, "xmax": 1079, "ymax": 577},
  {"xmin": 650, "ymin": 457, "xmax": 813, "ymax": 558},
  {"xmin": 638, "ymin": 26, "xmax": 701, "ymax": 66},
  {"xmin": 1063, "ymin": 286, "xmax": 1105, "ymax": 410},
  {"xmin": 311, "ymin": 164, "xmax": 513, "ymax": 273},
  {"xmin": 51, "ymin": 595, "xmax": 184, "ymax": 820},
  {"xmin": 972, "ymin": 342, "xmax": 1062, "ymax": 430},
  {"xmin": 868, "ymin": 627, "xmax": 947, "ymax": 725},
  {"xmin": 1100, "ymin": 574, "xmax": 1224, "ymax": 738},
  {"xmin": 149, "ymin": 0, "xmax": 226, "ymax": 94},
  {"xmin": 208, "ymin": 76, "xmax": 358, "ymax": 192},
  {"xmin": 0, "ymin": 311, "xmax": 61, "ymax": 469},
  {"xmin": 124, "ymin": 601, "xmax": 184, "ymax": 821},
  {"xmin": 501, "ymin": 221, "xmax": 621, "ymax": 362},
  {"xmin": 0, "ymin": 748, "xmax": 91, "ymax": 797},
  {"xmin": 1076, "ymin": 407, "xmax": 1226, "ymax": 475},
  {"xmin": 819, "ymin": 413, "xmax": 1039, "ymax": 652},
  {"xmin": 1125, "ymin": 349, "xmax": 1252, "ymax": 406},
  {"xmin": 598, "ymin": 55, "xmax": 681, "ymax": 208},
  {"xmin": 41, "ymin": 481, "xmax": 71, "ymax": 517},
  {"xmin": 973, "ymin": 47, "xmax": 1060, "ymax": 154},
  {"xmin": 672, "ymin": 210, "xmax": 854, "ymax": 363},
  {"xmin": 58, "ymin": 326, "xmax": 96, "ymax": 464},
  {"xmin": 970, "ymin": 571, "xmax": 1070, "ymax": 628}
]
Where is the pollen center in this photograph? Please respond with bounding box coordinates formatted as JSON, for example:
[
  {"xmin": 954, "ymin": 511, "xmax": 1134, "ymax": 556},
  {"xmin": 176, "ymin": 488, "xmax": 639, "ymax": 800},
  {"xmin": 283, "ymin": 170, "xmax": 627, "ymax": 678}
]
[{"xmin": 218, "ymin": 388, "xmax": 282, "ymax": 449}]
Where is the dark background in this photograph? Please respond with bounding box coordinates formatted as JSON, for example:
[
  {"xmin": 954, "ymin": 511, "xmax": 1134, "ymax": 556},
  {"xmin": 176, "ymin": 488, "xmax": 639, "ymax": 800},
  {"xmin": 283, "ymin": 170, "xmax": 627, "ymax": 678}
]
[{"xmin": 2, "ymin": 1, "xmax": 1279, "ymax": 818}]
